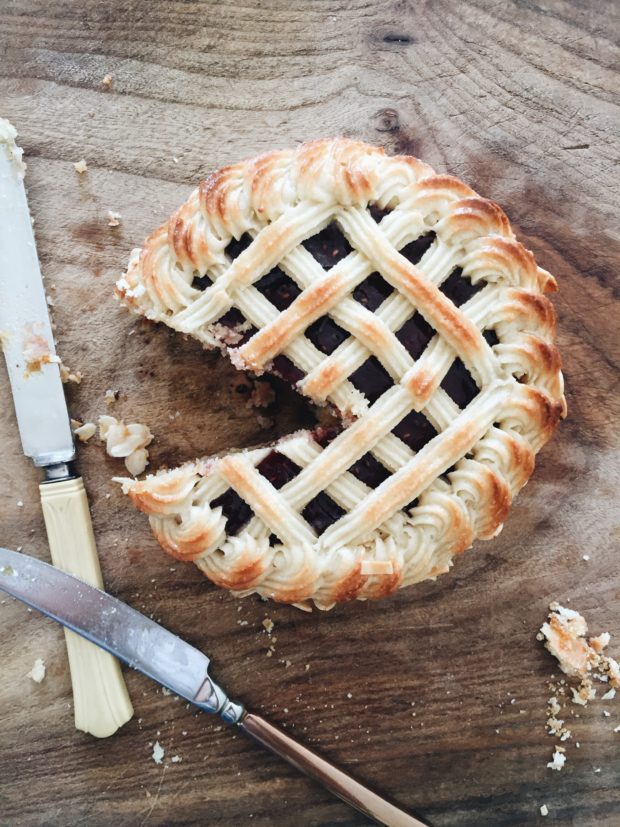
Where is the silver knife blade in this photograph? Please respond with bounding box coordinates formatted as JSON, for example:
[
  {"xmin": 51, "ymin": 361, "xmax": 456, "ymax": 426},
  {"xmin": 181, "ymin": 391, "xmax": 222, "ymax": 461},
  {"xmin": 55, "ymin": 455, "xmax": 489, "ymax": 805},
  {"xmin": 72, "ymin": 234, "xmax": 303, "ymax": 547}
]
[
  {"xmin": 0, "ymin": 547, "xmax": 243, "ymax": 723},
  {"xmin": 0, "ymin": 120, "xmax": 74, "ymax": 467},
  {"xmin": 0, "ymin": 547, "xmax": 429, "ymax": 826}
]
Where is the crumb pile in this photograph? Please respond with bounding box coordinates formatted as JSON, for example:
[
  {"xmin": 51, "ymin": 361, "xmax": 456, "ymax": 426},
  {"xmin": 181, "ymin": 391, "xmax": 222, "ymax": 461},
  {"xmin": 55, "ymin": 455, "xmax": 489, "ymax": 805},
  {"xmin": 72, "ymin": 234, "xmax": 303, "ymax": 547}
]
[
  {"xmin": 539, "ymin": 603, "xmax": 619, "ymax": 771},
  {"xmin": 99, "ymin": 415, "xmax": 153, "ymax": 476}
]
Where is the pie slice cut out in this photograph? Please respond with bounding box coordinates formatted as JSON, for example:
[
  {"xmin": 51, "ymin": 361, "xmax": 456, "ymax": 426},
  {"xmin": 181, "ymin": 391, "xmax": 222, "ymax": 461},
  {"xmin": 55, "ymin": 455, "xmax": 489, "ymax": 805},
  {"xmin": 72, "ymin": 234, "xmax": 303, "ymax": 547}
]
[{"xmin": 116, "ymin": 138, "xmax": 566, "ymax": 610}]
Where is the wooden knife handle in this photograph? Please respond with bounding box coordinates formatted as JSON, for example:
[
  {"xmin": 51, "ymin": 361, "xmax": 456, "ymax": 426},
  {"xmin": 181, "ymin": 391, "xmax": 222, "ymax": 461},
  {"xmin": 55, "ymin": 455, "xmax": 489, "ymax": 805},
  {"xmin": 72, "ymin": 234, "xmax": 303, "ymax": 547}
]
[
  {"xmin": 239, "ymin": 713, "xmax": 431, "ymax": 827},
  {"xmin": 39, "ymin": 476, "xmax": 134, "ymax": 738}
]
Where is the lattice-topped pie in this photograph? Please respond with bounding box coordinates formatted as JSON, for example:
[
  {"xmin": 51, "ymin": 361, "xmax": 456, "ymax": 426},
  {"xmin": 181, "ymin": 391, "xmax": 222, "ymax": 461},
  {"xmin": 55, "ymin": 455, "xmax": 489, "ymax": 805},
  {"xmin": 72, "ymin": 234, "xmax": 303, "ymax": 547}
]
[{"xmin": 116, "ymin": 138, "xmax": 566, "ymax": 610}]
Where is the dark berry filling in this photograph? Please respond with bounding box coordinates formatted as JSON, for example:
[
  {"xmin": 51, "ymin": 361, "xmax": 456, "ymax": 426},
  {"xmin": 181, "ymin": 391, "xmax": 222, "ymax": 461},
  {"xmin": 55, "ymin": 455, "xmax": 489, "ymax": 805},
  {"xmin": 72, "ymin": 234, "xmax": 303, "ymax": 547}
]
[
  {"xmin": 303, "ymin": 223, "xmax": 352, "ymax": 269},
  {"xmin": 353, "ymin": 272, "xmax": 393, "ymax": 311},
  {"xmin": 441, "ymin": 358, "xmax": 479, "ymax": 408},
  {"xmin": 256, "ymin": 451, "xmax": 302, "ymax": 488},
  {"xmin": 271, "ymin": 354, "xmax": 305, "ymax": 385},
  {"xmin": 368, "ymin": 204, "xmax": 392, "ymax": 223},
  {"xmin": 349, "ymin": 356, "xmax": 393, "ymax": 404},
  {"xmin": 393, "ymin": 410, "xmax": 437, "ymax": 452},
  {"xmin": 439, "ymin": 268, "xmax": 483, "ymax": 306},
  {"xmin": 348, "ymin": 452, "xmax": 391, "ymax": 488},
  {"xmin": 312, "ymin": 425, "xmax": 342, "ymax": 448},
  {"xmin": 483, "ymin": 329, "xmax": 499, "ymax": 347},
  {"xmin": 305, "ymin": 316, "xmax": 349, "ymax": 355},
  {"xmin": 302, "ymin": 491, "xmax": 346, "ymax": 535},
  {"xmin": 225, "ymin": 233, "xmax": 253, "ymax": 260},
  {"xmin": 211, "ymin": 488, "xmax": 253, "ymax": 535},
  {"xmin": 254, "ymin": 267, "xmax": 301, "ymax": 311},
  {"xmin": 395, "ymin": 313, "xmax": 434, "ymax": 359},
  {"xmin": 192, "ymin": 273, "xmax": 213, "ymax": 291},
  {"xmin": 217, "ymin": 307, "xmax": 246, "ymax": 327},
  {"xmin": 398, "ymin": 232, "xmax": 436, "ymax": 265}
]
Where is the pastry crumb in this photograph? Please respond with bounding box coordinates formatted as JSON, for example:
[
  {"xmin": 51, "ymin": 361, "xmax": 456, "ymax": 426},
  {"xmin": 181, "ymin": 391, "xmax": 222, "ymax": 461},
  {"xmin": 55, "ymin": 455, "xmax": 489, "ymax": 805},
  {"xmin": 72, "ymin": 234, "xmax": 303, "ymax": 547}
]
[
  {"xmin": 27, "ymin": 658, "xmax": 46, "ymax": 683},
  {"xmin": 124, "ymin": 447, "xmax": 149, "ymax": 476},
  {"xmin": 99, "ymin": 415, "xmax": 153, "ymax": 476},
  {"xmin": 59, "ymin": 363, "xmax": 82, "ymax": 384},
  {"xmin": 152, "ymin": 741, "xmax": 164, "ymax": 764},
  {"xmin": 73, "ymin": 159, "xmax": 88, "ymax": 174},
  {"xmin": 104, "ymin": 388, "xmax": 119, "ymax": 405},
  {"xmin": 73, "ymin": 421, "xmax": 97, "ymax": 442},
  {"xmin": 540, "ymin": 603, "xmax": 620, "ymax": 706},
  {"xmin": 107, "ymin": 210, "xmax": 121, "ymax": 227},
  {"xmin": 547, "ymin": 748, "xmax": 566, "ymax": 771},
  {"xmin": 22, "ymin": 324, "xmax": 61, "ymax": 377},
  {"xmin": 540, "ymin": 804, "xmax": 548, "ymax": 816},
  {"xmin": 262, "ymin": 618, "xmax": 274, "ymax": 635},
  {"xmin": 170, "ymin": 754, "xmax": 182, "ymax": 763},
  {"xmin": 101, "ymin": 73, "xmax": 113, "ymax": 89}
]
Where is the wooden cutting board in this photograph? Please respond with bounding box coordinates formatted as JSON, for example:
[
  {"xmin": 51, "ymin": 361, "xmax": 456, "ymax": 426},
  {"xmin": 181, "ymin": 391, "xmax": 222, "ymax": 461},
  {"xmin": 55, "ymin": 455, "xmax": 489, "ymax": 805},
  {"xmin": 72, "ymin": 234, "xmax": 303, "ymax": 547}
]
[{"xmin": 1, "ymin": 2, "xmax": 618, "ymax": 825}]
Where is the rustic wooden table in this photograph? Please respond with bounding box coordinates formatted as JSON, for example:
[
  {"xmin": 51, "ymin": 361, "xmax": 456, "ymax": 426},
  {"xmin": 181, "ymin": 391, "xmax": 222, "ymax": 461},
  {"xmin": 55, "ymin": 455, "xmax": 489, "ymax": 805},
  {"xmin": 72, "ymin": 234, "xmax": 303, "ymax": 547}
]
[{"xmin": 1, "ymin": 1, "xmax": 618, "ymax": 825}]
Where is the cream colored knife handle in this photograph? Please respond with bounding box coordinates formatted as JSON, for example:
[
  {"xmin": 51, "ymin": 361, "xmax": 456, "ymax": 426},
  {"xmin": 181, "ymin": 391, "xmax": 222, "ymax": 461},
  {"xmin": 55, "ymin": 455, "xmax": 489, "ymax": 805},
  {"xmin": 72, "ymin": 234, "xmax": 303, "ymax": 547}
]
[{"xmin": 39, "ymin": 477, "xmax": 134, "ymax": 738}]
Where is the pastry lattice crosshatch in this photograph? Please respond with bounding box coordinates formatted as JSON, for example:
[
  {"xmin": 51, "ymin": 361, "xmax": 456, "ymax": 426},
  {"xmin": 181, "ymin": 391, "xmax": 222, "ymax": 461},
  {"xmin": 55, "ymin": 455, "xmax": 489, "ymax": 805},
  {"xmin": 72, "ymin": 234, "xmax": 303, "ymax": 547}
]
[{"xmin": 117, "ymin": 138, "xmax": 565, "ymax": 610}]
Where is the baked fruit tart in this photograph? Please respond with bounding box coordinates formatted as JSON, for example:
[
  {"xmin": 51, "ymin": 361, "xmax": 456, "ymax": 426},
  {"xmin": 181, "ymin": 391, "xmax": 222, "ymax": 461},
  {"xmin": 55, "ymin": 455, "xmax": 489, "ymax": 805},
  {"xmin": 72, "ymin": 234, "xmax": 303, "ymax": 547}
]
[{"xmin": 116, "ymin": 138, "xmax": 566, "ymax": 610}]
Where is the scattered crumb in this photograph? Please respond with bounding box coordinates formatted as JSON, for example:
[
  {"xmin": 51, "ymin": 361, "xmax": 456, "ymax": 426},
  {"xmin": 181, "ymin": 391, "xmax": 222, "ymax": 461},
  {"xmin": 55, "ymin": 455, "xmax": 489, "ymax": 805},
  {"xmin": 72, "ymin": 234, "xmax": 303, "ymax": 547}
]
[
  {"xmin": 602, "ymin": 688, "xmax": 616, "ymax": 701},
  {"xmin": 99, "ymin": 415, "xmax": 153, "ymax": 476},
  {"xmin": 547, "ymin": 748, "xmax": 566, "ymax": 771},
  {"xmin": 172, "ymin": 156, "xmax": 179, "ymax": 164},
  {"xmin": 284, "ymin": 660, "xmax": 292, "ymax": 668},
  {"xmin": 152, "ymin": 741, "xmax": 164, "ymax": 764},
  {"xmin": 170, "ymin": 755, "xmax": 182, "ymax": 763},
  {"xmin": 262, "ymin": 618, "xmax": 274, "ymax": 635},
  {"xmin": 540, "ymin": 603, "xmax": 620, "ymax": 708},
  {"xmin": 346, "ymin": 692, "xmax": 353, "ymax": 699},
  {"xmin": 104, "ymin": 388, "xmax": 119, "ymax": 405},
  {"xmin": 27, "ymin": 658, "xmax": 46, "ymax": 683},
  {"xmin": 101, "ymin": 73, "xmax": 113, "ymax": 89},
  {"xmin": 22, "ymin": 324, "xmax": 61, "ymax": 377},
  {"xmin": 73, "ymin": 421, "xmax": 97, "ymax": 442},
  {"xmin": 59, "ymin": 363, "xmax": 82, "ymax": 384},
  {"xmin": 73, "ymin": 159, "xmax": 88, "ymax": 174},
  {"xmin": 582, "ymin": 555, "xmax": 590, "ymax": 561},
  {"xmin": 540, "ymin": 804, "xmax": 549, "ymax": 817},
  {"xmin": 540, "ymin": 604, "xmax": 620, "ymax": 770},
  {"xmin": 614, "ymin": 725, "xmax": 620, "ymax": 733},
  {"xmin": 107, "ymin": 210, "xmax": 121, "ymax": 227},
  {"xmin": 17, "ymin": 500, "xmax": 23, "ymax": 508}
]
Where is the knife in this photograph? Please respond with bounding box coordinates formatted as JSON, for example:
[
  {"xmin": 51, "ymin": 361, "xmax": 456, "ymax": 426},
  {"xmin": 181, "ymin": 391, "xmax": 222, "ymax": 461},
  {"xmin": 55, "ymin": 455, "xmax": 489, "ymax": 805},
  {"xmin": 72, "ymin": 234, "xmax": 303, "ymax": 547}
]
[
  {"xmin": 0, "ymin": 118, "xmax": 133, "ymax": 737},
  {"xmin": 0, "ymin": 547, "xmax": 430, "ymax": 827}
]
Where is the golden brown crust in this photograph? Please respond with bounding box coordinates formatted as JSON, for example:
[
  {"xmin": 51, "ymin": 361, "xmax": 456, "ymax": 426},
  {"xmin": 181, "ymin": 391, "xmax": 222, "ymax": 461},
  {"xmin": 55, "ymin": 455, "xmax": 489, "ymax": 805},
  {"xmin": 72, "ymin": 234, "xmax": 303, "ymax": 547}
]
[{"xmin": 116, "ymin": 138, "xmax": 566, "ymax": 609}]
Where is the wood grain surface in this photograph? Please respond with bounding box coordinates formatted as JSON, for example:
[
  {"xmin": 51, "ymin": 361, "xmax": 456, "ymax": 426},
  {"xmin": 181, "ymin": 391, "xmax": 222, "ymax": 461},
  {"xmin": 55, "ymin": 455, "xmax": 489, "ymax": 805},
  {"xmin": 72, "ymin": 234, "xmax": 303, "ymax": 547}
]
[{"xmin": 1, "ymin": 1, "xmax": 619, "ymax": 825}]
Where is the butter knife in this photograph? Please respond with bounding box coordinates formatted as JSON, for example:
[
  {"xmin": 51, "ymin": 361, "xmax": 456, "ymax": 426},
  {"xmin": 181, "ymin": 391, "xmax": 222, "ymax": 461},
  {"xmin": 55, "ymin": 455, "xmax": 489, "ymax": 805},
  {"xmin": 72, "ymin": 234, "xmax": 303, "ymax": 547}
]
[
  {"xmin": 0, "ymin": 118, "xmax": 133, "ymax": 737},
  {"xmin": 0, "ymin": 547, "xmax": 430, "ymax": 827}
]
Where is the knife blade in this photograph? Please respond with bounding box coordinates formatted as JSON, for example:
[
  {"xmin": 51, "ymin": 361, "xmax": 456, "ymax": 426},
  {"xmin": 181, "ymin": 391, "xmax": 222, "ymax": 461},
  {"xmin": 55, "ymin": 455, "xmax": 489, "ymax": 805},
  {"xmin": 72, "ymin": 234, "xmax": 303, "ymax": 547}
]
[
  {"xmin": 0, "ymin": 547, "xmax": 430, "ymax": 827},
  {"xmin": 0, "ymin": 119, "xmax": 74, "ymax": 466},
  {"xmin": 0, "ymin": 118, "xmax": 133, "ymax": 737}
]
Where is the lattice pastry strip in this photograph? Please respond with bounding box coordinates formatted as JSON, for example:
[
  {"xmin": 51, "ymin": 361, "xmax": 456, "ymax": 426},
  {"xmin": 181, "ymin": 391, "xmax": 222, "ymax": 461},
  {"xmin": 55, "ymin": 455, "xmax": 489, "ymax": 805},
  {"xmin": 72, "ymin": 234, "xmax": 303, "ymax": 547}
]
[{"xmin": 117, "ymin": 138, "xmax": 565, "ymax": 609}]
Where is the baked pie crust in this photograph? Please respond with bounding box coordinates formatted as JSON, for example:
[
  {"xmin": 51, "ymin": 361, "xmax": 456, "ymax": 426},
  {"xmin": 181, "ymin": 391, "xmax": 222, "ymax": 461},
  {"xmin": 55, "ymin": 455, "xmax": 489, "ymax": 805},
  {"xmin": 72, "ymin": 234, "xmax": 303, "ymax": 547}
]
[{"xmin": 116, "ymin": 138, "xmax": 566, "ymax": 610}]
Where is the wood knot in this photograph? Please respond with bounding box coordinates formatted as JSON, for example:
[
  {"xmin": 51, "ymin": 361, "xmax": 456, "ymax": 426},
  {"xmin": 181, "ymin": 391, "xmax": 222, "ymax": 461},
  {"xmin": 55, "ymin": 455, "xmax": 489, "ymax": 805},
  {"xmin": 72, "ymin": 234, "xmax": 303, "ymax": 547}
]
[{"xmin": 373, "ymin": 108, "xmax": 400, "ymax": 133}]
